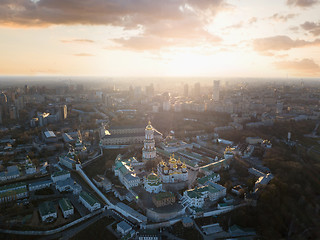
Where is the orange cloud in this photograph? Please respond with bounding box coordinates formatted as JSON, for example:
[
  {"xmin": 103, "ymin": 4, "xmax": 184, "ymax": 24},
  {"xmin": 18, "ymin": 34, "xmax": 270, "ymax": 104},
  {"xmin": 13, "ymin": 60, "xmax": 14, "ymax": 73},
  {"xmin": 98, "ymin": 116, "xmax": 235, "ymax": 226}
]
[
  {"xmin": 61, "ymin": 39, "xmax": 95, "ymax": 43},
  {"xmin": 287, "ymin": 0, "xmax": 319, "ymax": 7},
  {"xmin": 0, "ymin": 0, "xmax": 226, "ymax": 50},
  {"xmin": 301, "ymin": 21, "xmax": 320, "ymax": 36},
  {"xmin": 269, "ymin": 13, "xmax": 298, "ymax": 22},
  {"xmin": 253, "ymin": 35, "xmax": 320, "ymax": 52},
  {"xmin": 73, "ymin": 53, "xmax": 94, "ymax": 56},
  {"xmin": 275, "ymin": 58, "xmax": 320, "ymax": 75}
]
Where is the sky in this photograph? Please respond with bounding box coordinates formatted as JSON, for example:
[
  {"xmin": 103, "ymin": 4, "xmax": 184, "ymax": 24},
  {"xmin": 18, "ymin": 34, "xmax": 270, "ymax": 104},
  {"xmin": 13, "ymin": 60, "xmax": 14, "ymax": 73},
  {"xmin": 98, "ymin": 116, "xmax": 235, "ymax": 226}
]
[{"xmin": 0, "ymin": 0, "xmax": 320, "ymax": 78}]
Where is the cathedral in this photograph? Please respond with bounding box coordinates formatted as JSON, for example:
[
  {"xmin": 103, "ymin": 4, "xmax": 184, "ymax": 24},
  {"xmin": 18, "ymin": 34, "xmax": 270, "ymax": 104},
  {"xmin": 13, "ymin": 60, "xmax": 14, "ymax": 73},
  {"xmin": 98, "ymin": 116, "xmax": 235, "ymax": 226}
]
[
  {"xmin": 144, "ymin": 171, "xmax": 163, "ymax": 193},
  {"xmin": 157, "ymin": 154, "xmax": 188, "ymax": 183},
  {"xmin": 142, "ymin": 121, "xmax": 157, "ymax": 161}
]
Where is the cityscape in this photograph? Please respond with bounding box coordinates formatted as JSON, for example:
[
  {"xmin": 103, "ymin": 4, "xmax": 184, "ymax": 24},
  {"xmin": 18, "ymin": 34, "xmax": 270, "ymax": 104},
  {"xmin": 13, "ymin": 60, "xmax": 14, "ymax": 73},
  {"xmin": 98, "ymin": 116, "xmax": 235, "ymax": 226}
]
[{"xmin": 0, "ymin": 1, "xmax": 320, "ymax": 240}]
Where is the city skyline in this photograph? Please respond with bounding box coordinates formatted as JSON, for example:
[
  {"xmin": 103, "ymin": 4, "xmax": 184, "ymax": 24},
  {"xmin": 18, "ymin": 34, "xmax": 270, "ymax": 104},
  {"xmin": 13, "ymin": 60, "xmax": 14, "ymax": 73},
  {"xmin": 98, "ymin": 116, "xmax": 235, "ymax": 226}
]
[{"xmin": 0, "ymin": 0, "xmax": 320, "ymax": 77}]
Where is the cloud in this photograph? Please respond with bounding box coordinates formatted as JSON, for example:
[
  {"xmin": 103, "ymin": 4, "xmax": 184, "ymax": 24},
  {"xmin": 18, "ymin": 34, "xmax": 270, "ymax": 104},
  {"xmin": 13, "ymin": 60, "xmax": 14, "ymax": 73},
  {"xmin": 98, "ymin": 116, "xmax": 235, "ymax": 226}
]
[
  {"xmin": 248, "ymin": 17, "xmax": 257, "ymax": 24},
  {"xmin": 301, "ymin": 21, "xmax": 320, "ymax": 36},
  {"xmin": 73, "ymin": 53, "xmax": 94, "ymax": 56},
  {"xmin": 269, "ymin": 13, "xmax": 298, "ymax": 22},
  {"xmin": 253, "ymin": 35, "xmax": 320, "ymax": 52},
  {"xmin": 225, "ymin": 22, "xmax": 243, "ymax": 29},
  {"xmin": 287, "ymin": 0, "xmax": 319, "ymax": 7},
  {"xmin": 61, "ymin": 39, "xmax": 95, "ymax": 43},
  {"xmin": 0, "ymin": 0, "xmax": 226, "ymax": 50},
  {"xmin": 275, "ymin": 58, "xmax": 320, "ymax": 75}
]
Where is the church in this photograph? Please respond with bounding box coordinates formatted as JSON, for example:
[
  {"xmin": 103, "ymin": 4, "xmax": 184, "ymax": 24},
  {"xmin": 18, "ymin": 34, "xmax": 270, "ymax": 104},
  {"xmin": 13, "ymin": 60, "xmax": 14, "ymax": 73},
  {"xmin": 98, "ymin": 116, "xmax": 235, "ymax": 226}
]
[
  {"xmin": 157, "ymin": 154, "xmax": 188, "ymax": 183},
  {"xmin": 144, "ymin": 171, "xmax": 163, "ymax": 193}
]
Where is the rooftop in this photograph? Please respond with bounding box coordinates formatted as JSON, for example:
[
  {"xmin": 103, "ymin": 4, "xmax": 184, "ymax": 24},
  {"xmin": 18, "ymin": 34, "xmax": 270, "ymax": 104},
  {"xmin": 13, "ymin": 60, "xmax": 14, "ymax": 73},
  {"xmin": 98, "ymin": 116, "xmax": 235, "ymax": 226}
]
[
  {"xmin": 59, "ymin": 198, "xmax": 73, "ymax": 212},
  {"xmin": 52, "ymin": 170, "xmax": 70, "ymax": 178},
  {"xmin": 44, "ymin": 131, "xmax": 56, "ymax": 138},
  {"xmin": 80, "ymin": 191, "xmax": 99, "ymax": 206},
  {"xmin": 153, "ymin": 192, "xmax": 174, "ymax": 201},
  {"xmin": 39, "ymin": 201, "xmax": 56, "ymax": 216}
]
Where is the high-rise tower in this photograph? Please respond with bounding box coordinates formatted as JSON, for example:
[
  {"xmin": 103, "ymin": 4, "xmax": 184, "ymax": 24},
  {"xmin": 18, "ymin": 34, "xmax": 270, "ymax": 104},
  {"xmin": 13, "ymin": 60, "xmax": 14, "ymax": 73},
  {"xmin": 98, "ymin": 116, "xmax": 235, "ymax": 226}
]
[
  {"xmin": 213, "ymin": 80, "xmax": 220, "ymax": 101},
  {"xmin": 142, "ymin": 121, "xmax": 157, "ymax": 161}
]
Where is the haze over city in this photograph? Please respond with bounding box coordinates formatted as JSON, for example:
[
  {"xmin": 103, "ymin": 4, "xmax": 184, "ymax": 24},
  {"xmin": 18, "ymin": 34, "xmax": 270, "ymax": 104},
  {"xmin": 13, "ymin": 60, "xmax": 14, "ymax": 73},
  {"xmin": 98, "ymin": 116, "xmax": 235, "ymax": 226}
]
[{"xmin": 0, "ymin": 1, "xmax": 320, "ymax": 240}]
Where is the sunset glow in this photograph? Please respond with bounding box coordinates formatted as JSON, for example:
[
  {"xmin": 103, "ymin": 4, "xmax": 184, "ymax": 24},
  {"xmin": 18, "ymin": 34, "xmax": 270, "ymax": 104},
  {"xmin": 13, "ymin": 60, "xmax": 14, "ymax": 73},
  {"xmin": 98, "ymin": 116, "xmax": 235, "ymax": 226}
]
[{"xmin": 0, "ymin": 0, "xmax": 320, "ymax": 77}]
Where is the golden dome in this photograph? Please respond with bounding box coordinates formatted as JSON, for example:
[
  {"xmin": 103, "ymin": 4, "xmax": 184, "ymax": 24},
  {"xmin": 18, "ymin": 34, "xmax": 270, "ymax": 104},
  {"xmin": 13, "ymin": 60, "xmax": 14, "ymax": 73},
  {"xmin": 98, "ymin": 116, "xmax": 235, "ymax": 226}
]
[
  {"xmin": 173, "ymin": 164, "xmax": 177, "ymax": 169},
  {"xmin": 182, "ymin": 163, "xmax": 186, "ymax": 168},
  {"xmin": 146, "ymin": 121, "xmax": 153, "ymax": 130},
  {"xmin": 177, "ymin": 158, "xmax": 182, "ymax": 164},
  {"xmin": 164, "ymin": 166, "xmax": 169, "ymax": 171}
]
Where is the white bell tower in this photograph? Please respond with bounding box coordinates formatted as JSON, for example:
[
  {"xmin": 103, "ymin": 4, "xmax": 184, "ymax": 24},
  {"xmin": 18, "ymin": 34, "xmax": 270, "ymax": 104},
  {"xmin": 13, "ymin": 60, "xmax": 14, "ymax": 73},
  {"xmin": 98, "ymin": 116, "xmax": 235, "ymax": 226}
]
[{"xmin": 142, "ymin": 121, "xmax": 157, "ymax": 161}]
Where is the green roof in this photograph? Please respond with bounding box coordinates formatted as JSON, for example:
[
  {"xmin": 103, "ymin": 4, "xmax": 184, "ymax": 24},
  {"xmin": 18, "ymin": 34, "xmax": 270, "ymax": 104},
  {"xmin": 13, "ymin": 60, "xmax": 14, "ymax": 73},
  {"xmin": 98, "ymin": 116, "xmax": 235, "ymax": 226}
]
[
  {"xmin": 0, "ymin": 182, "xmax": 26, "ymax": 193},
  {"xmin": 147, "ymin": 173, "xmax": 159, "ymax": 181},
  {"xmin": 0, "ymin": 186, "xmax": 27, "ymax": 198},
  {"xmin": 153, "ymin": 192, "xmax": 174, "ymax": 201},
  {"xmin": 80, "ymin": 191, "xmax": 99, "ymax": 206},
  {"xmin": 39, "ymin": 201, "xmax": 56, "ymax": 216},
  {"xmin": 52, "ymin": 170, "xmax": 70, "ymax": 177},
  {"xmin": 197, "ymin": 173, "xmax": 219, "ymax": 185},
  {"xmin": 59, "ymin": 198, "xmax": 73, "ymax": 211}
]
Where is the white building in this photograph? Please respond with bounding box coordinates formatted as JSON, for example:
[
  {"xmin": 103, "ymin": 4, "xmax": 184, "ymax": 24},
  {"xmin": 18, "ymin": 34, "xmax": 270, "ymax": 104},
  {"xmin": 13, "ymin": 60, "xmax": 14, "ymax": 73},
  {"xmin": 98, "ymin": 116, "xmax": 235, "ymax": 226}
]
[
  {"xmin": 79, "ymin": 191, "xmax": 101, "ymax": 212},
  {"xmin": 59, "ymin": 198, "xmax": 74, "ymax": 218},
  {"xmin": 25, "ymin": 157, "xmax": 36, "ymax": 175},
  {"xmin": 213, "ymin": 80, "xmax": 220, "ymax": 101},
  {"xmin": 59, "ymin": 151, "xmax": 80, "ymax": 170},
  {"xmin": 0, "ymin": 165, "xmax": 20, "ymax": 181},
  {"xmin": 29, "ymin": 180, "xmax": 53, "ymax": 191},
  {"xmin": 142, "ymin": 121, "xmax": 157, "ymax": 161},
  {"xmin": 39, "ymin": 201, "xmax": 57, "ymax": 222},
  {"xmin": 181, "ymin": 182, "xmax": 226, "ymax": 208},
  {"xmin": 51, "ymin": 170, "xmax": 70, "ymax": 183},
  {"xmin": 113, "ymin": 155, "xmax": 140, "ymax": 190},
  {"xmin": 117, "ymin": 221, "xmax": 132, "ymax": 236},
  {"xmin": 55, "ymin": 178, "xmax": 82, "ymax": 195},
  {"xmin": 144, "ymin": 172, "xmax": 162, "ymax": 194},
  {"xmin": 157, "ymin": 155, "xmax": 188, "ymax": 183},
  {"xmin": 0, "ymin": 183, "xmax": 28, "ymax": 203}
]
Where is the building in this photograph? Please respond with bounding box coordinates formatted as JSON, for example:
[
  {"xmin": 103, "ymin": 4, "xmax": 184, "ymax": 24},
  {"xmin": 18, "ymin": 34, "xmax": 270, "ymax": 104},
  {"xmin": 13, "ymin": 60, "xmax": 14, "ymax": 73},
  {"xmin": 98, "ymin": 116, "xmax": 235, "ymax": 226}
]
[
  {"xmin": 197, "ymin": 173, "xmax": 220, "ymax": 186},
  {"xmin": 181, "ymin": 182, "xmax": 226, "ymax": 208},
  {"xmin": 224, "ymin": 147, "xmax": 234, "ymax": 160},
  {"xmin": 113, "ymin": 155, "xmax": 140, "ymax": 190},
  {"xmin": 29, "ymin": 180, "xmax": 53, "ymax": 191},
  {"xmin": 144, "ymin": 172, "xmax": 162, "ymax": 193},
  {"xmin": 182, "ymin": 216, "xmax": 193, "ymax": 227},
  {"xmin": 59, "ymin": 198, "xmax": 74, "ymax": 218},
  {"xmin": 92, "ymin": 175, "xmax": 112, "ymax": 192},
  {"xmin": 152, "ymin": 191, "xmax": 175, "ymax": 208},
  {"xmin": 142, "ymin": 121, "xmax": 157, "ymax": 161},
  {"xmin": 55, "ymin": 178, "xmax": 82, "ymax": 194},
  {"xmin": 101, "ymin": 125, "xmax": 162, "ymax": 146},
  {"xmin": 184, "ymin": 84, "xmax": 189, "ymax": 97},
  {"xmin": 0, "ymin": 183, "xmax": 28, "ymax": 203},
  {"xmin": 255, "ymin": 173, "xmax": 274, "ymax": 189},
  {"xmin": 0, "ymin": 165, "xmax": 20, "ymax": 181},
  {"xmin": 246, "ymin": 137, "xmax": 263, "ymax": 145},
  {"xmin": 39, "ymin": 201, "xmax": 57, "ymax": 222},
  {"xmin": 79, "ymin": 191, "xmax": 101, "ymax": 212},
  {"xmin": 43, "ymin": 130, "xmax": 58, "ymax": 143},
  {"xmin": 160, "ymin": 135, "xmax": 193, "ymax": 153},
  {"xmin": 117, "ymin": 221, "xmax": 132, "ymax": 236},
  {"xmin": 51, "ymin": 170, "xmax": 70, "ymax": 183},
  {"xmin": 25, "ymin": 157, "xmax": 36, "ymax": 175},
  {"xmin": 213, "ymin": 80, "xmax": 220, "ymax": 101},
  {"xmin": 59, "ymin": 151, "xmax": 80, "ymax": 170},
  {"xmin": 137, "ymin": 229, "xmax": 160, "ymax": 240},
  {"xmin": 157, "ymin": 154, "xmax": 188, "ymax": 183}
]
